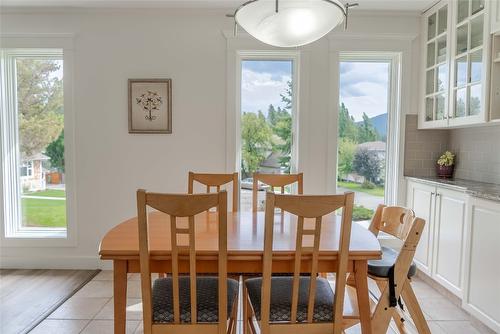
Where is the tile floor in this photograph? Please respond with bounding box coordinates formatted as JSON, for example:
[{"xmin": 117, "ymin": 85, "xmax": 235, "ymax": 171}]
[{"xmin": 30, "ymin": 270, "xmax": 494, "ymax": 334}]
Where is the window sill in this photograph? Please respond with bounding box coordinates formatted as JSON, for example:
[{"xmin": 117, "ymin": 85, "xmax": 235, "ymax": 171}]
[{"xmin": 2, "ymin": 227, "xmax": 75, "ymax": 247}]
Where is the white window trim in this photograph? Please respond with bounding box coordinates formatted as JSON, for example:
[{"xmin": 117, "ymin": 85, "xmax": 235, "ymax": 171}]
[
  {"xmin": 224, "ymin": 32, "xmax": 310, "ymax": 186},
  {"xmin": 0, "ymin": 35, "xmax": 77, "ymax": 247},
  {"xmin": 327, "ymin": 35, "xmax": 416, "ymax": 208},
  {"xmin": 337, "ymin": 52, "xmax": 402, "ymax": 206}
]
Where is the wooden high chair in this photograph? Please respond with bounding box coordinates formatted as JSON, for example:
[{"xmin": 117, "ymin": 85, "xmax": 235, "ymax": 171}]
[{"xmin": 367, "ymin": 205, "xmax": 430, "ymax": 334}]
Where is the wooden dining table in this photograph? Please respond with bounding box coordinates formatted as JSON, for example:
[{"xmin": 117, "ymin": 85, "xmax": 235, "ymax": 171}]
[{"xmin": 99, "ymin": 210, "xmax": 382, "ymax": 334}]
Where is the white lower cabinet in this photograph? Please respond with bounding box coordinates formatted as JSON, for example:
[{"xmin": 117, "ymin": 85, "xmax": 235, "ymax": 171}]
[
  {"xmin": 407, "ymin": 180, "xmax": 467, "ymax": 297},
  {"xmin": 406, "ymin": 180, "xmax": 436, "ymax": 276},
  {"xmin": 463, "ymin": 197, "xmax": 500, "ymax": 333},
  {"xmin": 433, "ymin": 188, "xmax": 468, "ymax": 296},
  {"xmin": 407, "ymin": 179, "xmax": 500, "ymax": 333}
]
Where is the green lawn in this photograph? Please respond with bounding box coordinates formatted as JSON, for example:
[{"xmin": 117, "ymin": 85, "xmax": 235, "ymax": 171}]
[
  {"xmin": 24, "ymin": 189, "xmax": 66, "ymax": 198},
  {"xmin": 21, "ymin": 197, "xmax": 66, "ymax": 227},
  {"xmin": 338, "ymin": 181, "xmax": 385, "ymax": 197}
]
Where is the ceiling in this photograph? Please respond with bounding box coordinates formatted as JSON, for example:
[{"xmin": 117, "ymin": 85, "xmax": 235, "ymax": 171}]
[{"xmin": 0, "ymin": 0, "xmax": 437, "ymax": 12}]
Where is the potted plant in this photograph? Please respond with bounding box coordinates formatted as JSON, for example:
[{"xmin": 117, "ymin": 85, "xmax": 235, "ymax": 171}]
[{"xmin": 436, "ymin": 151, "xmax": 455, "ymax": 178}]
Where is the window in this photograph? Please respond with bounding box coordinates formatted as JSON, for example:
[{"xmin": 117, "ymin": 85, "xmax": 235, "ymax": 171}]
[
  {"xmin": 237, "ymin": 53, "xmax": 299, "ymax": 211},
  {"xmin": 20, "ymin": 162, "xmax": 33, "ymax": 178},
  {"xmin": 1, "ymin": 49, "xmax": 68, "ymax": 238},
  {"xmin": 336, "ymin": 53, "xmax": 401, "ymax": 222}
]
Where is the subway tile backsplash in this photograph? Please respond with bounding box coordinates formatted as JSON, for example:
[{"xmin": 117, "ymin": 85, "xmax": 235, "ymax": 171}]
[
  {"xmin": 404, "ymin": 115, "xmax": 500, "ymax": 184},
  {"xmin": 449, "ymin": 126, "xmax": 500, "ymax": 184},
  {"xmin": 404, "ymin": 115, "xmax": 448, "ymax": 177}
]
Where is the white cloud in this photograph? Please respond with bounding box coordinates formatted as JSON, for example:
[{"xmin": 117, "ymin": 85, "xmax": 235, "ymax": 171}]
[
  {"xmin": 241, "ymin": 68, "xmax": 290, "ymax": 115},
  {"xmin": 340, "ymin": 62, "xmax": 389, "ymax": 121}
]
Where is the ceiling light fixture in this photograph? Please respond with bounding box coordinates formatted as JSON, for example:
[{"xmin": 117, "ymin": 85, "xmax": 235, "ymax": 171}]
[{"xmin": 228, "ymin": 0, "xmax": 358, "ymax": 48}]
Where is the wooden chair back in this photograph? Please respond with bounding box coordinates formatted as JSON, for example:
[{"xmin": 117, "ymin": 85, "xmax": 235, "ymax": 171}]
[
  {"xmin": 137, "ymin": 189, "xmax": 228, "ymax": 334},
  {"xmin": 252, "ymin": 172, "xmax": 303, "ymax": 212},
  {"xmin": 188, "ymin": 171, "xmax": 238, "ymax": 212},
  {"xmin": 260, "ymin": 191, "xmax": 355, "ymax": 333},
  {"xmin": 368, "ymin": 205, "xmax": 415, "ymax": 241}
]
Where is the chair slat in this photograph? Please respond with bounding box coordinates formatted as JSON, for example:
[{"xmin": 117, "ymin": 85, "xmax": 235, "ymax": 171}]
[
  {"xmin": 291, "ymin": 216, "xmax": 304, "ymax": 323},
  {"xmin": 188, "ymin": 216, "xmax": 197, "ymax": 324},
  {"xmin": 170, "ymin": 215, "xmax": 181, "ymax": 324},
  {"xmin": 306, "ymin": 217, "xmax": 322, "ymax": 323}
]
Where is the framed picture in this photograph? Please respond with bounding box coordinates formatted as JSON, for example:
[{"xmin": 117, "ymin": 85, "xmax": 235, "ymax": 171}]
[{"xmin": 128, "ymin": 79, "xmax": 172, "ymax": 134}]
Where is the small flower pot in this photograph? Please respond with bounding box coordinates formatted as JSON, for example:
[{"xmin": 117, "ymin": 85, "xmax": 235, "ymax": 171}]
[{"xmin": 436, "ymin": 164, "xmax": 455, "ymax": 179}]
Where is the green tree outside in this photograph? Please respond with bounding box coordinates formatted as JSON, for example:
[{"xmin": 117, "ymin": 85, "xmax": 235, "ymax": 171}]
[
  {"xmin": 17, "ymin": 59, "xmax": 64, "ymax": 158},
  {"xmin": 241, "ymin": 111, "xmax": 272, "ymax": 178},
  {"xmin": 45, "ymin": 131, "xmax": 65, "ymax": 172},
  {"xmin": 338, "ymin": 138, "xmax": 357, "ymax": 180}
]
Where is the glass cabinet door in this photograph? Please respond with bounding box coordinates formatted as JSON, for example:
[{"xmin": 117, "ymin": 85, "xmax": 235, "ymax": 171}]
[
  {"xmin": 451, "ymin": 0, "xmax": 485, "ymax": 122},
  {"xmin": 423, "ymin": 4, "xmax": 449, "ymax": 125}
]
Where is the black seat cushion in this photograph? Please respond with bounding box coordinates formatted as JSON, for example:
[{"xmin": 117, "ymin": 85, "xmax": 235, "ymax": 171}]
[
  {"xmin": 368, "ymin": 246, "xmax": 417, "ymax": 278},
  {"xmin": 152, "ymin": 276, "xmax": 239, "ymax": 323},
  {"xmin": 245, "ymin": 276, "xmax": 334, "ymax": 323}
]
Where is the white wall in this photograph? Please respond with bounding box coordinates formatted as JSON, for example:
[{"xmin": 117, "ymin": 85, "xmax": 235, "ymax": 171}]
[{"xmin": 0, "ymin": 8, "xmax": 420, "ymax": 269}]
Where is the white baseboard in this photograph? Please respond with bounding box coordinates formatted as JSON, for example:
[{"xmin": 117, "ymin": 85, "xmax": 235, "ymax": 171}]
[{"xmin": 0, "ymin": 255, "xmax": 107, "ymax": 270}]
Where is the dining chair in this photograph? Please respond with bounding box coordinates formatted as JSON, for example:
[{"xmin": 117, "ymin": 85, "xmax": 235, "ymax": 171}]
[
  {"xmin": 366, "ymin": 205, "xmax": 430, "ymax": 334},
  {"xmin": 252, "ymin": 172, "xmax": 303, "ymax": 212},
  {"xmin": 243, "ymin": 191, "xmax": 355, "ymax": 334},
  {"xmin": 188, "ymin": 172, "xmax": 239, "ymax": 212},
  {"xmin": 137, "ymin": 189, "xmax": 239, "ymax": 334}
]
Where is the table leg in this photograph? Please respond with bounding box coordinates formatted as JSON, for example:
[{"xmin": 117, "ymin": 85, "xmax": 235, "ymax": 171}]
[
  {"xmin": 113, "ymin": 260, "xmax": 128, "ymax": 334},
  {"xmin": 354, "ymin": 260, "xmax": 372, "ymax": 334}
]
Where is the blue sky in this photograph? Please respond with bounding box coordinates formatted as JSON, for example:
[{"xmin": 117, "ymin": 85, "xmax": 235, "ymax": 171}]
[{"xmin": 241, "ymin": 60, "xmax": 389, "ymax": 122}]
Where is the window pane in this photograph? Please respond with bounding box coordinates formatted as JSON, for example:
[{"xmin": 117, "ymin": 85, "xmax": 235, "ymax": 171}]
[
  {"xmin": 455, "ymin": 88, "xmax": 467, "ymax": 117},
  {"xmin": 470, "ymin": 50, "xmax": 482, "ymax": 83},
  {"xmin": 428, "ymin": 13, "xmax": 437, "ymax": 40},
  {"xmin": 338, "ymin": 61, "xmax": 390, "ymax": 219},
  {"xmin": 437, "ymin": 64, "xmax": 448, "ymax": 92},
  {"xmin": 426, "ymin": 69, "xmax": 435, "ymax": 95},
  {"xmin": 426, "ymin": 97, "xmax": 434, "ymax": 121},
  {"xmin": 470, "ymin": 15, "xmax": 484, "ymax": 50},
  {"xmin": 456, "ymin": 24, "xmax": 468, "ymax": 55},
  {"xmin": 16, "ymin": 57, "xmax": 66, "ymax": 228},
  {"xmin": 469, "ymin": 84, "xmax": 482, "ymax": 115},
  {"xmin": 438, "ymin": 6, "xmax": 448, "ymax": 35},
  {"xmin": 437, "ymin": 37, "xmax": 447, "ymax": 64},
  {"xmin": 456, "ymin": 56, "xmax": 468, "ymax": 87},
  {"xmin": 240, "ymin": 60, "xmax": 293, "ymax": 211},
  {"xmin": 435, "ymin": 94, "xmax": 446, "ymax": 120},
  {"xmin": 427, "ymin": 42, "xmax": 436, "ymax": 67},
  {"xmin": 457, "ymin": 0, "xmax": 469, "ymax": 23}
]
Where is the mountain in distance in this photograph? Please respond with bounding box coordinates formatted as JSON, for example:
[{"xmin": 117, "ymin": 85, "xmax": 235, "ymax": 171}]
[{"xmin": 356, "ymin": 113, "xmax": 387, "ymax": 139}]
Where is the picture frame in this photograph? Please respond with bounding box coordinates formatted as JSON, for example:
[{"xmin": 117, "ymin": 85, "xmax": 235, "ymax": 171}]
[{"xmin": 128, "ymin": 79, "xmax": 172, "ymax": 134}]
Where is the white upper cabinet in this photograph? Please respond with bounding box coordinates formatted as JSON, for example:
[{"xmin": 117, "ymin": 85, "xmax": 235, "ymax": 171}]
[
  {"xmin": 491, "ymin": 0, "xmax": 500, "ymax": 33},
  {"xmin": 421, "ymin": 2, "xmax": 451, "ymax": 128},
  {"xmin": 419, "ymin": 0, "xmax": 491, "ymax": 129}
]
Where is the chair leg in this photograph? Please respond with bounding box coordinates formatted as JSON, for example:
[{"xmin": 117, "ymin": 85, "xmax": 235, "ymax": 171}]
[
  {"xmin": 374, "ymin": 280, "xmax": 407, "ymax": 334},
  {"xmin": 242, "ymin": 279, "xmax": 250, "ymax": 334},
  {"xmin": 400, "ymin": 281, "xmax": 431, "ymax": 334}
]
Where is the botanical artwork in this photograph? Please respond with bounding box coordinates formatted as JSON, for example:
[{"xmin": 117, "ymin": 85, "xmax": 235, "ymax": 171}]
[{"xmin": 128, "ymin": 79, "xmax": 172, "ymax": 133}]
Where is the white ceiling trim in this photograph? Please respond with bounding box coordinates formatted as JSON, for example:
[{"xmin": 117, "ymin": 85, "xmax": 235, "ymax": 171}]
[{"xmin": 0, "ymin": 0, "xmax": 437, "ymax": 12}]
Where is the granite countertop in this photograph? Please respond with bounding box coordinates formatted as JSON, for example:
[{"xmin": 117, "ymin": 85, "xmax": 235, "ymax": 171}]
[{"xmin": 405, "ymin": 176, "xmax": 500, "ymax": 202}]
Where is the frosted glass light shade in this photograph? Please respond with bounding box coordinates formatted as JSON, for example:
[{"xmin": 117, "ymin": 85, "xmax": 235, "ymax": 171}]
[{"xmin": 235, "ymin": 0, "xmax": 346, "ymax": 47}]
